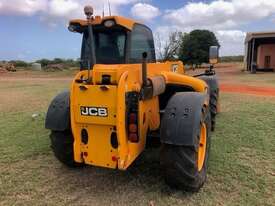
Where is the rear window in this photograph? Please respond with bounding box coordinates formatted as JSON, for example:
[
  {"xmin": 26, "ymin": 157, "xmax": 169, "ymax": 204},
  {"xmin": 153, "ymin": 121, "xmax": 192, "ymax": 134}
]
[{"xmin": 81, "ymin": 26, "xmax": 127, "ymax": 68}]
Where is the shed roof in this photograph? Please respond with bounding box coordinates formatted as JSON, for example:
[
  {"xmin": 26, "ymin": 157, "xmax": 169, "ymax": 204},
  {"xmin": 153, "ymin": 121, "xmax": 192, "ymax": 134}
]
[{"xmin": 245, "ymin": 31, "xmax": 275, "ymax": 43}]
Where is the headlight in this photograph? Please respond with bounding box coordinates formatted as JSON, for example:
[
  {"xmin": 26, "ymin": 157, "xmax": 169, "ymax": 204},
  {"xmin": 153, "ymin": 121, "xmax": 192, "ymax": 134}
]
[
  {"xmin": 68, "ymin": 23, "xmax": 84, "ymax": 33},
  {"xmin": 104, "ymin": 20, "xmax": 115, "ymax": 28},
  {"xmin": 68, "ymin": 24, "xmax": 77, "ymax": 32}
]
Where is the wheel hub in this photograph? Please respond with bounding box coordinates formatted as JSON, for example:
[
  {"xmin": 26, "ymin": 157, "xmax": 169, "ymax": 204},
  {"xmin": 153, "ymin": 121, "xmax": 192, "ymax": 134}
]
[{"xmin": 198, "ymin": 123, "xmax": 207, "ymax": 171}]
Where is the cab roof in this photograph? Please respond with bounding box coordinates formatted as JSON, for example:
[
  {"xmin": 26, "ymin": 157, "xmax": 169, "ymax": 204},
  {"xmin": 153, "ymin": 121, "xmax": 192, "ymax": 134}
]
[{"xmin": 69, "ymin": 16, "xmax": 139, "ymax": 31}]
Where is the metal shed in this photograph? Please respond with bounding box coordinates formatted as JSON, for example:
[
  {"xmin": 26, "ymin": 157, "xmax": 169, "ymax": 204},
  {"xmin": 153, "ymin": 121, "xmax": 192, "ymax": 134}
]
[{"xmin": 244, "ymin": 31, "xmax": 275, "ymax": 73}]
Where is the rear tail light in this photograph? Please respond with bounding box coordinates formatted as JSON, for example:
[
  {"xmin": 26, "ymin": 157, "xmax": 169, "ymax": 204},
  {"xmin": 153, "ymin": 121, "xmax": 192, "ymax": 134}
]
[
  {"xmin": 126, "ymin": 92, "xmax": 140, "ymax": 143},
  {"xmin": 129, "ymin": 113, "xmax": 137, "ymax": 123},
  {"xmin": 129, "ymin": 133, "xmax": 138, "ymax": 142},
  {"xmin": 128, "ymin": 113, "xmax": 139, "ymax": 143},
  {"xmin": 129, "ymin": 124, "xmax": 137, "ymax": 133}
]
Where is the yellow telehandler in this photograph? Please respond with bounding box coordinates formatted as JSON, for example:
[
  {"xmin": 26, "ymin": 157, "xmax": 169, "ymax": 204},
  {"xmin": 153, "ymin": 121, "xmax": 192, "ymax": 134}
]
[{"xmin": 45, "ymin": 5, "xmax": 219, "ymax": 191}]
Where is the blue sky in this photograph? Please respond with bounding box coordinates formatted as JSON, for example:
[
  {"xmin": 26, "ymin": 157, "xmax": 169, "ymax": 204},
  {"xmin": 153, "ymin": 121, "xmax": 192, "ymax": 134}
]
[{"xmin": 1, "ymin": 0, "xmax": 275, "ymax": 61}]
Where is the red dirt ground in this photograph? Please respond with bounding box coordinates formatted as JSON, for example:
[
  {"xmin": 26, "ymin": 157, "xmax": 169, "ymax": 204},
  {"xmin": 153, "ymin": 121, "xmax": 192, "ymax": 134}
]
[
  {"xmin": 216, "ymin": 63, "xmax": 275, "ymax": 96},
  {"xmin": 220, "ymin": 84, "xmax": 275, "ymax": 96},
  {"xmin": 187, "ymin": 63, "xmax": 275, "ymax": 97}
]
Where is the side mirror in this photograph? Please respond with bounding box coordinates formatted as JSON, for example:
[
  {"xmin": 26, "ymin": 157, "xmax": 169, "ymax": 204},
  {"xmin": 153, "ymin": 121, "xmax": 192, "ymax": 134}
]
[{"xmin": 209, "ymin": 46, "xmax": 219, "ymax": 64}]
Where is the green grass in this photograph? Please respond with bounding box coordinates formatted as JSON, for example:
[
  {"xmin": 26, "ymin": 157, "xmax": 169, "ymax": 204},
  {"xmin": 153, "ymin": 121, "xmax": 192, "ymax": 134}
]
[
  {"xmin": 0, "ymin": 72, "xmax": 275, "ymax": 205},
  {"xmin": 233, "ymin": 72, "xmax": 275, "ymax": 87}
]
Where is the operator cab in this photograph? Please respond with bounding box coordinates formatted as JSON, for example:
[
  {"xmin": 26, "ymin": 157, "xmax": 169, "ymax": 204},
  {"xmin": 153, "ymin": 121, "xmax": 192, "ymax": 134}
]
[{"xmin": 68, "ymin": 16, "xmax": 156, "ymax": 70}]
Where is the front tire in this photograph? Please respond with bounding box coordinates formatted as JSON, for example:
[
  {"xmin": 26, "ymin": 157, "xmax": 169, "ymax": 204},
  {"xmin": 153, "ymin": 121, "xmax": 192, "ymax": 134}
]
[
  {"xmin": 160, "ymin": 107, "xmax": 211, "ymax": 192},
  {"xmin": 50, "ymin": 130, "xmax": 83, "ymax": 167},
  {"xmin": 198, "ymin": 75, "xmax": 219, "ymax": 131}
]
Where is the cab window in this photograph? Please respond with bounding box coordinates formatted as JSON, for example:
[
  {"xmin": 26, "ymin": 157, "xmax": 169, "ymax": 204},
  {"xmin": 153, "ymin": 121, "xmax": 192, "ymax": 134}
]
[
  {"xmin": 129, "ymin": 24, "xmax": 156, "ymax": 63},
  {"xmin": 81, "ymin": 25, "xmax": 127, "ymax": 68}
]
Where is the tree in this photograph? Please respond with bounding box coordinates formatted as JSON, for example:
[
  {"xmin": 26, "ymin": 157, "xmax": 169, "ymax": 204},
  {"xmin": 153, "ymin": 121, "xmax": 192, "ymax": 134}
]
[
  {"xmin": 155, "ymin": 31, "xmax": 183, "ymax": 61},
  {"xmin": 36, "ymin": 59, "xmax": 51, "ymax": 67},
  {"xmin": 179, "ymin": 30, "xmax": 220, "ymax": 67},
  {"xmin": 52, "ymin": 58, "xmax": 63, "ymax": 64},
  {"xmin": 9, "ymin": 60, "xmax": 29, "ymax": 67}
]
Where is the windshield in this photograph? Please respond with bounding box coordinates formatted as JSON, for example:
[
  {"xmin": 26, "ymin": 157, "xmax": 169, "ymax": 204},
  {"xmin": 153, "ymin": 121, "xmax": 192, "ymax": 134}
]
[{"xmin": 81, "ymin": 26, "xmax": 127, "ymax": 68}]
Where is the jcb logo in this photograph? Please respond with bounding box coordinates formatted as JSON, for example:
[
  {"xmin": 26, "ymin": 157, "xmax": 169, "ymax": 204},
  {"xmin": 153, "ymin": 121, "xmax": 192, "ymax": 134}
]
[{"xmin": 80, "ymin": 106, "xmax": 108, "ymax": 117}]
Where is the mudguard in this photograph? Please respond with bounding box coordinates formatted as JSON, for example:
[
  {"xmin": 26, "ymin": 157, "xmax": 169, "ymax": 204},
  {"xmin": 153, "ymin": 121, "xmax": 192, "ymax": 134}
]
[
  {"xmin": 199, "ymin": 75, "xmax": 219, "ymax": 93},
  {"xmin": 160, "ymin": 92, "xmax": 207, "ymax": 146},
  {"xmin": 45, "ymin": 90, "xmax": 70, "ymax": 131}
]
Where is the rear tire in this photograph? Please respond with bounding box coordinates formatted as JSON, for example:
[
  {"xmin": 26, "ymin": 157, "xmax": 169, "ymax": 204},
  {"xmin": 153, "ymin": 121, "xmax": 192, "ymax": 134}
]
[
  {"xmin": 50, "ymin": 130, "xmax": 84, "ymax": 167},
  {"xmin": 210, "ymin": 88, "xmax": 219, "ymax": 131},
  {"xmin": 160, "ymin": 107, "xmax": 211, "ymax": 192}
]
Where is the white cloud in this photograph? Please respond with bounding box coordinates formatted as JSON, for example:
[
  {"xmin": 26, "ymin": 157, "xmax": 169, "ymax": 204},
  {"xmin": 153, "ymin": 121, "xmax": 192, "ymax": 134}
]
[
  {"xmin": 40, "ymin": 0, "xmax": 82, "ymax": 26},
  {"xmin": 131, "ymin": 3, "xmax": 160, "ymax": 21},
  {"xmin": 0, "ymin": 0, "xmax": 139, "ymax": 25},
  {"xmin": 0, "ymin": 0, "xmax": 47, "ymax": 16},
  {"xmin": 109, "ymin": 0, "xmax": 137, "ymax": 4},
  {"xmin": 216, "ymin": 30, "xmax": 246, "ymax": 44},
  {"xmin": 48, "ymin": 0, "xmax": 80, "ymax": 17},
  {"xmin": 215, "ymin": 30, "xmax": 246, "ymax": 55},
  {"xmin": 161, "ymin": 0, "xmax": 275, "ymax": 55},
  {"xmin": 164, "ymin": 0, "xmax": 275, "ymax": 30}
]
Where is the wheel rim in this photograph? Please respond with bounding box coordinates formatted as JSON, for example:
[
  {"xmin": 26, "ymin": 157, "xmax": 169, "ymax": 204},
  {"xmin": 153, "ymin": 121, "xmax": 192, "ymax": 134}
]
[{"xmin": 198, "ymin": 123, "xmax": 207, "ymax": 171}]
